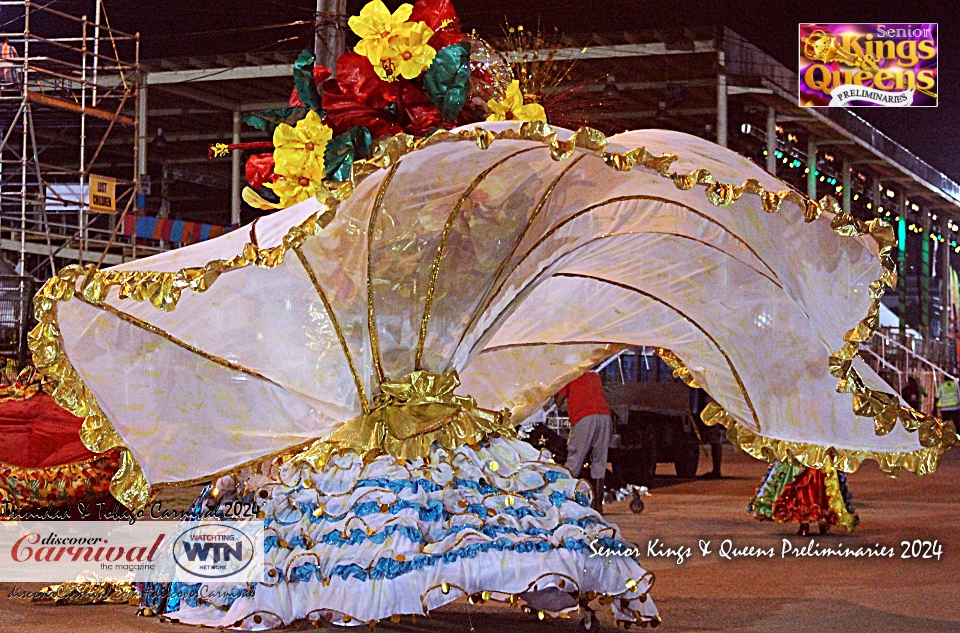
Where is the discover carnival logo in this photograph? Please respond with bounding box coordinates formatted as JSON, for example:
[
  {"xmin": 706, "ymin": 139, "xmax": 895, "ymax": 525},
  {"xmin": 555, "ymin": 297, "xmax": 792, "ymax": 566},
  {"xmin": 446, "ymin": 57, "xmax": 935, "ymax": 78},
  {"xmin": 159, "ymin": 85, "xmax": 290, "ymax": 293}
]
[
  {"xmin": 799, "ymin": 23, "xmax": 937, "ymax": 107},
  {"xmin": 0, "ymin": 521, "xmax": 264, "ymax": 583}
]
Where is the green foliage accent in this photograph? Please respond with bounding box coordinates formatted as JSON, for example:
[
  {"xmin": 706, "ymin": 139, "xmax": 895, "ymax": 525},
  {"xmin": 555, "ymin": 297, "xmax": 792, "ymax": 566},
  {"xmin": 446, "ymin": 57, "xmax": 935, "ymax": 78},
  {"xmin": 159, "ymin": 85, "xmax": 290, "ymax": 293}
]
[
  {"xmin": 422, "ymin": 41, "xmax": 471, "ymax": 121},
  {"xmin": 293, "ymin": 49, "xmax": 322, "ymax": 112},
  {"xmin": 324, "ymin": 126, "xmax": 373, "ymax": 182},
  {"xmin": 242, "ymin": 108, "xmax": 308, "ymax": 135}
]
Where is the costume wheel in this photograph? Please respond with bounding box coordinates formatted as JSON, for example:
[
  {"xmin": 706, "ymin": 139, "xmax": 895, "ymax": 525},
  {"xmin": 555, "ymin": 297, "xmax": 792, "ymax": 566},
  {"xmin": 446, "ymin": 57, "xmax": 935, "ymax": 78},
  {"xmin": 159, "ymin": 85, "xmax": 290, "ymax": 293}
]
[{"xmin": 630, "ymin": 494, "xmax": 645, "ymax": 514}]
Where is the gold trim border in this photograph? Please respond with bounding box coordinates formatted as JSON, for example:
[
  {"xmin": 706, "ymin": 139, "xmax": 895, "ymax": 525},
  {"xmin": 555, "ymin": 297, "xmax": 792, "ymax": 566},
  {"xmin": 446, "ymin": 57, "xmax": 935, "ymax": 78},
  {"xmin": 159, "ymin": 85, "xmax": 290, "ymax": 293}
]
[
  {"xmin": 698, "ymin": 393, "xmax": 945, "ymax": 477},
  {"xmin": 28, "ymin": 122, "xmax": 955, "ymax": 508}
]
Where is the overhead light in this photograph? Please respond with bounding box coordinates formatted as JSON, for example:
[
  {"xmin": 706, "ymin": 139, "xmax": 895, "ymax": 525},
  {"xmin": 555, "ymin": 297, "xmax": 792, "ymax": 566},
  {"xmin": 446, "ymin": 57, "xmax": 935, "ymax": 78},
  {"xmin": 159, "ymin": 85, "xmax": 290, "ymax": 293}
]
[
  {"xmin": 886, "ymin": 189, "xmax": 895, "ymax": 198},
  {"xmin": 741, "ymin": 123, "xmax": 752, "ymax": 134}
]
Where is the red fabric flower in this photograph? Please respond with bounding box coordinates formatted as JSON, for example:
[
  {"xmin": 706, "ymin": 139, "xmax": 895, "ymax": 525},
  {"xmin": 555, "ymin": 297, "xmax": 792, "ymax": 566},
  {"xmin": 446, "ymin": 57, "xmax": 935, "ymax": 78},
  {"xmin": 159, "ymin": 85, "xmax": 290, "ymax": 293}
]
[
  {"xmin": 289, "ymin": 87, "xmax": 304, "ymax": 108},
  {"xmin": 410, "ymin": 0, "xmax": 462, "ymax": 49},
  {"xmin": 245, "ymin": 153, "xmax": 277, "ymax": 188},
  {"xmin": 314, "ymin": 65, "xmax": 332, "ymax": 85},
  {"xmin": 290, "ymin": 66, "xmax": 332, "ymax": 108},
  {"xmin": 398, "ymin": 81, "xmax": 446, "ymax": 136},
  {"xmin": 323, "ymin": 52, "xmax": 404, "ymax": 139}
]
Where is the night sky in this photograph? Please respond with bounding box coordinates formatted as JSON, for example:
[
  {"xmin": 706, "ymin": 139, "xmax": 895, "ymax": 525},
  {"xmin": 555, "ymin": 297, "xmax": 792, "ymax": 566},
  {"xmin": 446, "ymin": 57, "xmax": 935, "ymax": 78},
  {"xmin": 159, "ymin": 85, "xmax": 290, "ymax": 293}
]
[{"xmin": 92, "ymin": 1, "xmax": 958, "ymax": 179}]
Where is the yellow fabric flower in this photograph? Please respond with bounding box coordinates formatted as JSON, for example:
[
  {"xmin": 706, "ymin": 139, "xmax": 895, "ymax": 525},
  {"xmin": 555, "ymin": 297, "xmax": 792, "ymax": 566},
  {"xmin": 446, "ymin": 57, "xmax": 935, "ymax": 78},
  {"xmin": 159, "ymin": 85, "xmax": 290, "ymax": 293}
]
[
  {"xmin": 486, "ymin": 80, "xmax": 547, "ymax": 122},
  {"xmin": 381, "ymin": 21, "xmax": 436, "ymax": 81},
  {"xmin": 348, "ymin": 0, "xmax": 414, "ymax": 67},
  {"xmin": 264, "ymin": 176, "xmax": 320, "ymax": 208},
  {"xmin": 272, "ymin": 110, "xmax": 333, "ymax": 183}
]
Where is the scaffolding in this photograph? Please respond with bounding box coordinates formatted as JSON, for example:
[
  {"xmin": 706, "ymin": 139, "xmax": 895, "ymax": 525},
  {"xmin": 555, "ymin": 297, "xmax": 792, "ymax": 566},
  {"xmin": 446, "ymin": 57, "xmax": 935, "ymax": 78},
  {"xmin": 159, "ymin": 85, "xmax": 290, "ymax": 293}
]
[{"xmin": 0, "ymin": 0, "xmax": 150, "ymax": 365}]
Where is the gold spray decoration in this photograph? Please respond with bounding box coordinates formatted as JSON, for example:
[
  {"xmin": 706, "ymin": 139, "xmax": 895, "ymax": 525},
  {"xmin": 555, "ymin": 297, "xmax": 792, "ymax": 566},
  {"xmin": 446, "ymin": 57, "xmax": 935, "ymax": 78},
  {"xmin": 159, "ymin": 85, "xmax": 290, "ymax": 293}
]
[
  {"xmin": 501, "ymin": 23, "xmax": 576, "ymax": 103},
  {"xmin": 209, "ymin": 143, "xmax": 230, "ymax": 159}
]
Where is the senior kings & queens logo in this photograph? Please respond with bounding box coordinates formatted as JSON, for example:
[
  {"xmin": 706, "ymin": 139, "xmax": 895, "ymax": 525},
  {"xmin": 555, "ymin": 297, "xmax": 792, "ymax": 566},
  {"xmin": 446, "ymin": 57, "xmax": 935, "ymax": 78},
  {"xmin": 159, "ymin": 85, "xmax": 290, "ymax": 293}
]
[{"xmin": 799, "ymin": 23, "xmax": 937, "ymax": 107}]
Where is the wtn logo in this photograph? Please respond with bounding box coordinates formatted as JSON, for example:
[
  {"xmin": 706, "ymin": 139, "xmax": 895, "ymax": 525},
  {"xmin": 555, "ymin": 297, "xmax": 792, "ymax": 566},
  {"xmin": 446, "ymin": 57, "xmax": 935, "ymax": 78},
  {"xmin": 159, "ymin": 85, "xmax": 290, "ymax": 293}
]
[
  {"xmin": 173, "ymin": 524, "xmax": 257, "ymax": 579},
  {"xmin": 181, "ymin": 541, "xmax": 243, "ymax": 563}
]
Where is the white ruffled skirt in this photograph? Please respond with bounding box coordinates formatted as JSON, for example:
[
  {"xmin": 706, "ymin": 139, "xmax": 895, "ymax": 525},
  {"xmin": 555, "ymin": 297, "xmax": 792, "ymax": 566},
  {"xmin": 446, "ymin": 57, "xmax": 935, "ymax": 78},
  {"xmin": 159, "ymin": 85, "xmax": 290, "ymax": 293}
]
[{"xmin": 158, "ymin": 436, "xmax": 658, "ymax": 629}]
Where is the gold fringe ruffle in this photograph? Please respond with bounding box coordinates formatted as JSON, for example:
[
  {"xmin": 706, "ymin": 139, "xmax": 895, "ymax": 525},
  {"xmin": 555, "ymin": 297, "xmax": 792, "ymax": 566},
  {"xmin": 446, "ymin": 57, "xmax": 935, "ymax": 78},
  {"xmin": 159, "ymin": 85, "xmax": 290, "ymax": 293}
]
[
  {"xmin": 289, "ymin": 370, "xmax": 514, "ymax": 470},
  {"xmin": 700, "ymin": 396, "xmax": 946, "ymax": 476}
]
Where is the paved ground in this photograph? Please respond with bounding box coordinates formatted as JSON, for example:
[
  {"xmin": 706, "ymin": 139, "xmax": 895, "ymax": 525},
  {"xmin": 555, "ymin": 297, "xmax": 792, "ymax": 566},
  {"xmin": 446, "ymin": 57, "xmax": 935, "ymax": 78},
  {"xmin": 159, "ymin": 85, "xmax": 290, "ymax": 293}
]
[{"xmin": 2, "ymin": 444, "xmax": 958, "ymax": 632}]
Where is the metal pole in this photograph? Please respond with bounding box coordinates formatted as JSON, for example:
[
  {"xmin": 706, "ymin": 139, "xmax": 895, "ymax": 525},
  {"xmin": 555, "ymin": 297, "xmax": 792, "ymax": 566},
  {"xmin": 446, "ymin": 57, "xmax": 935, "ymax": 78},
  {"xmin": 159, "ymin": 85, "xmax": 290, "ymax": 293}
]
[
  {"xmin": 942, "ymin": 226, "xmax": 950, "ymax": 340},
  {"xmin": 842, "ymin": 158, "xmax": 851, "ymax": 213},
  {"xmin": 806, "ymin": 137, "xmax": 817, "ymax": 200},
  {"xmin": 899, "ymin": 194, "xmax": 907, "ymax": 341},
  {"xmin": 17, "ymin": 1, "xmax": 31, "ymax": 365},
  {"xmin": 716, "ymin": 70, "xmax": 727, "ymax": 147},
  {"xmin": 18, "ymin": 2, "xmax": 30, "ymax": 276},
  {"xmin": 80, "ymin": 14, "xmax": 88, "ymax": 262},
  {"xmin": 315, "ymin": 0, "xmax": 347, "ymax": 73},
  {"xmin": 92, "ymin": 0, "xmax": 101, "ymax": 107},
  {"xmin": 765, "ymin": 107, "xmax": 776, "ymax": 174},
  {"xmin": 231, "ymin": 107, "xmax": 241, "ymax": 225},
  {"xmin": 137, "ymin": 81, "xmax": 147, "ymax": 178}
]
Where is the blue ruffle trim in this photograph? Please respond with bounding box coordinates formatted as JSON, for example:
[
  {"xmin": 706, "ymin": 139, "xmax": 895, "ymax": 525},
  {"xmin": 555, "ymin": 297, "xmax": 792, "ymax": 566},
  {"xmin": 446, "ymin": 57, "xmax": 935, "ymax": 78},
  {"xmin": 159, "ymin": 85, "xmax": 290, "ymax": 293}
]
[
  {"xmin": 278, "ymin": 535, "xmax": 631, "ymax": 583},
  {"xmin": 265, "ymin": 515, "xmax": 604, "ymax": 553}
]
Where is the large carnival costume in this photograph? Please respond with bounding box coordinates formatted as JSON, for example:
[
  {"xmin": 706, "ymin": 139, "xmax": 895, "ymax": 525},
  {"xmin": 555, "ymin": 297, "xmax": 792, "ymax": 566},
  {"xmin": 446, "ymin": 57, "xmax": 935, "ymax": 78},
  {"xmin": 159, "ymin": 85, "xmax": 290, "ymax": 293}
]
[{"xmin": 28, "ymin": 0, "xmax": 956, "ymax": 629}]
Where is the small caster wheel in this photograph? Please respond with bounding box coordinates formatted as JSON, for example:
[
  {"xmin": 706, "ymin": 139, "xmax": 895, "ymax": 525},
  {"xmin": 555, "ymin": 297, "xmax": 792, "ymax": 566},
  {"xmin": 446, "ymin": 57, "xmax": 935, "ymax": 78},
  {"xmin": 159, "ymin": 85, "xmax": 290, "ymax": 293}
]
[
  {"xmin": 630, "ymin": 494, "xmax": 645, "ymax": 514},
  {"xmin": 581, "ymin": 610, "xmax": 596, "ymax": 631}
]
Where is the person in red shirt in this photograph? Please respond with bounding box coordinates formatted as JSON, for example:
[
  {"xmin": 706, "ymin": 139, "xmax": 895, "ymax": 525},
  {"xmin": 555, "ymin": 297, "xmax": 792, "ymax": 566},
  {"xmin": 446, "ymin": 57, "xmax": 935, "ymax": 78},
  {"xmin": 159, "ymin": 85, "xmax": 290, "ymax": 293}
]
[{"xmin": 557, "ymin": 371, "xmax": 612, "ymax": 513}]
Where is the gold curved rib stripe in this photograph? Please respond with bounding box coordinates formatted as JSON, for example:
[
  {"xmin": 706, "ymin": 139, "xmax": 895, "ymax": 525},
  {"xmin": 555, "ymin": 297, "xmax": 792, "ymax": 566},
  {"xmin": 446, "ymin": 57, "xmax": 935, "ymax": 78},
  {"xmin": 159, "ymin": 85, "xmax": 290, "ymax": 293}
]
[
  {"xmin": 479, "ymin": 340, "xmax": 634, "ymax": 354},
  {"xmin": 553, "ymin": 272, "xmax": 762, "ymax": 430},
  {"xmin": 366, "ymin": 163, "xmax": 401, "ymax": 386},
  {"xmin": 449, "ymin": 154, "xmax": 589, "ymax": 367},
  {"xmin": 87, "ymin": 299, "xmax": 283, "ymax": 387},
  {"xmin": 415, "ymin": 146, "xmax": 547, "ymax": 370},
  {"xmin": 466, "ymin": 228, "xmax": 786, "ymax": 363},
  {"xmin": 455, "ymin": 193, "xmax": 784, "ymax": 365},
  {"xmin": 521, "ymin": 194, "xmax": 781, "ymax": 285},
  {"xmin": 294, "ymin": 246, "xmax": 370, "ymax": 413}
]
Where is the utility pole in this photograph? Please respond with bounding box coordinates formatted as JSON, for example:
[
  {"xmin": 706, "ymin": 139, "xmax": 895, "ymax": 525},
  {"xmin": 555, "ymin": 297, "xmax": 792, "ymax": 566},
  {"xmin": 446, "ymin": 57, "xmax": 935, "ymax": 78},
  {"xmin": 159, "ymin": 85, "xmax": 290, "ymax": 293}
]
[{"xmin": 316, "ymin": 0, "xmax": 347, "ymax": 73}]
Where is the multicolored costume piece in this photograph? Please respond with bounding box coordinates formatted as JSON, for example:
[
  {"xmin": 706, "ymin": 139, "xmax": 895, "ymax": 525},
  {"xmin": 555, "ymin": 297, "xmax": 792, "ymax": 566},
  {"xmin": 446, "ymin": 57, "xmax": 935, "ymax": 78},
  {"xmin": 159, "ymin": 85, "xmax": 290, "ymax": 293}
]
[
  {"xmin": 749, "ymin": 460, "xmax": 858, "ymax": 534},
  {"xmin": 0, "ymin": 368, "xmax": 119, "ymax": 515}
]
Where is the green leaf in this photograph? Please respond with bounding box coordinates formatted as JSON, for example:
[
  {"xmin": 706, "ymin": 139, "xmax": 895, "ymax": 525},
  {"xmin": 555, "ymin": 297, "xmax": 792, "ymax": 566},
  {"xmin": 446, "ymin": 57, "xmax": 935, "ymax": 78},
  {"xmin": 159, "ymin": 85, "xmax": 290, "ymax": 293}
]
[
  {"xmin": 324, "ymin": 126, "xmax": 373, "ymax": 182},
  {"xmin": 293, "ymin": 49, "xmax": 321, "ymax": 112},
  {"xmin": 422, "ymin": 41, "xmax": 472, "ymax": 122},
  {"xmin": 242, "ymin": 108, "xmax": 308, "ymax": 135}
]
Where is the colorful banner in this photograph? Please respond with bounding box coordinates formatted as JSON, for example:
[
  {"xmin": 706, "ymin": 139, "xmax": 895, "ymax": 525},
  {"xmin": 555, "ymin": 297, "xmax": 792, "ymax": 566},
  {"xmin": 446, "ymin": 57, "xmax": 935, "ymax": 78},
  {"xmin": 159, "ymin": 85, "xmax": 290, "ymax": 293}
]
[
  {"xmin": 799, "ymin": 23, "xmax": 937, "ymax": 107},
  {"xmin": 121, "ymin": 215, "xmax": 235, "ymax": 245}
]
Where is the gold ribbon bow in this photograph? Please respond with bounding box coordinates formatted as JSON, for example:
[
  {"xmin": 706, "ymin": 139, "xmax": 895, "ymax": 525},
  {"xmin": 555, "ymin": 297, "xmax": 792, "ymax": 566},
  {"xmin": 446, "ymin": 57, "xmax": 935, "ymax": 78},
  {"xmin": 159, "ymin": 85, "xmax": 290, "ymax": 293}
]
[{"xmin": 291, "ymin": 370, "xmax": 513, "ymax": 469}]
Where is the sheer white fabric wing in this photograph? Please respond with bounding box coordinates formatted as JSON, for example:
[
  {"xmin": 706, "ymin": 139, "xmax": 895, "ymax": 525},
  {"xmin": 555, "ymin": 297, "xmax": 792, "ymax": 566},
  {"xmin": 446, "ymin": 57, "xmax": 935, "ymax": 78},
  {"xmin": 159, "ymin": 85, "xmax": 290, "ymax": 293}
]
[{"xmin": 52, "ymin": 124, "xmax": 923, "ymax": 485}]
